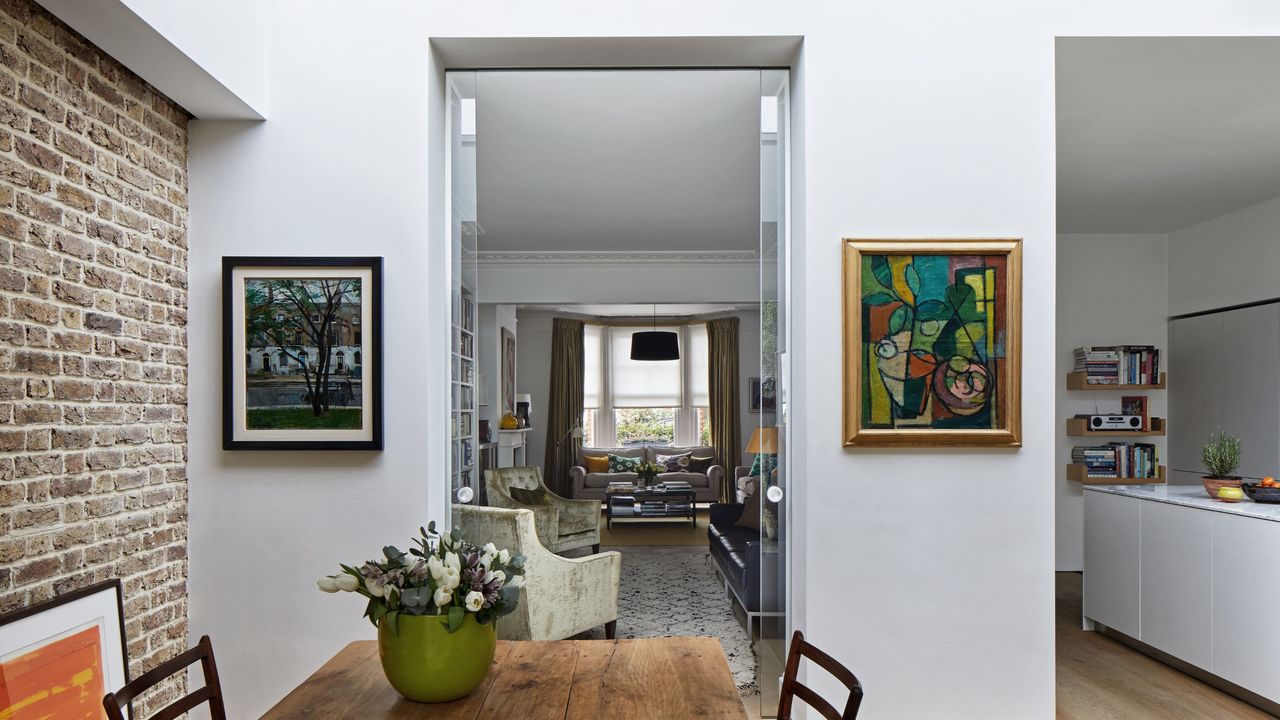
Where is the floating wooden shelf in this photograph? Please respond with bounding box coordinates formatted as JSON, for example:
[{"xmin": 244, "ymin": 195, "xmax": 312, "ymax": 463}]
[
  {"xmin": 1066, "ymin": 417, "xmax": 1166, "ymax": 437},
  {"xmin": 1067, "ymin": 464, "xmax": 1166, "ymax": 484},
  {"xmin": 1066, "ymin": 372, "xmax": 1166, "ymax": 391}
]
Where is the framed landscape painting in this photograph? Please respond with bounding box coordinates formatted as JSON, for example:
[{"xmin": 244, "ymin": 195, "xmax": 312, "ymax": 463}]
[
  {"xmin": 223, "ymin": 257, "xmax": 384, "ymax": 450},
  {"xmin": 842, "ymin": 239, "xmax": 1022, "ymax": 447},
  {"xmin": 0, "ymin": 580, "xmax": 130, "ymax": 719}
]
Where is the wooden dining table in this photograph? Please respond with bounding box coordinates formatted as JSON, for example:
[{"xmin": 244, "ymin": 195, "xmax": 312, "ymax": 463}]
[{"xmin": 261, "ymin": 636, "xmax": 748, "ymax": 719}]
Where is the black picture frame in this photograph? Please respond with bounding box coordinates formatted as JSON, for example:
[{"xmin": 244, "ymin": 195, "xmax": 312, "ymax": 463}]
[
  {"xmin": 0, "ymin": 578, "xmax": 132, "ymax": 719},
  {"xmin": 222, "ymin": 256, "xmax": 384, "ymax": 450}
]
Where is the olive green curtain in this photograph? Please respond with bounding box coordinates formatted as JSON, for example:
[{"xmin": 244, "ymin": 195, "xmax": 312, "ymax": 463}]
[
  {"xmin": 544, "ymin": 318, "xmax": 584, "ymax": 497},
  {"xmin": 707, "ymin": 317, "xmax": 741, "ymax": 503}
]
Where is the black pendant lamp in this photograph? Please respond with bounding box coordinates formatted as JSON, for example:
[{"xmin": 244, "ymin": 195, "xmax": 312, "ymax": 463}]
[{"xmin": 631, "ymin": 305, "xmax": 680, "ymax": 361}]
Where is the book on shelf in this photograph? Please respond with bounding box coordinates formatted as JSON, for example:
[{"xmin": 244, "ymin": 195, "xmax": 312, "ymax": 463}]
[
  {"xmin": 1071, "ymin": 442, "xmax": 1159, "ymax": 478},
  {"xmin": 1072, "ymin": 345, "xmax": 1160, "ymax": 385}
]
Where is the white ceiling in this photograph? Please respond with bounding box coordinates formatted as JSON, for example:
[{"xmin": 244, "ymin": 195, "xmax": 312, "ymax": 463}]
[
  {"xmin": 474, "ymin": 70, "xmax": 761, "ymax": 252},
  {"xmin": 1057, "ymin": 38, "xmax": 1280, "ymax": 233}
]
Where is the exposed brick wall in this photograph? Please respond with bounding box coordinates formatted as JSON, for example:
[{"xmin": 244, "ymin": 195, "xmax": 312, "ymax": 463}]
[{"xmin": 0, "ymin": 0, "xmax": 189, "ymax": 712}]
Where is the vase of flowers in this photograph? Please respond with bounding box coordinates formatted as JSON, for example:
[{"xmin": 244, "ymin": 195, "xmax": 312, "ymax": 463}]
[
  {"xmin": 317, "ymin": 522, "xmax": 526, "ymax": 702},
  {"xmin": 636, "ymin": 460, "xmax": 662, "ymax": 488}
]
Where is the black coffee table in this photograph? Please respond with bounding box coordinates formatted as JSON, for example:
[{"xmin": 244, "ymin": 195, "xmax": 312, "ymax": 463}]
[{"xmin": 605, "ymin": 486, "xmax": 696, "ymax": 529}]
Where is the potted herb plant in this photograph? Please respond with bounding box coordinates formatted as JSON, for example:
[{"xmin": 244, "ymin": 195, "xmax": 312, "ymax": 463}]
[
  {"xmin": 1201, "ymin": 431, "xmax": 1243, "ymax": 499},
  {"xmin": 316, "ymin": 522, "xmax": 525, "ymax": 702}
]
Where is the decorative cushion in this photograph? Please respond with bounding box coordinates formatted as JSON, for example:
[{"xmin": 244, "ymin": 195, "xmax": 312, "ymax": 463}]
[
  {"xmin": 509, "ymin": 486, "xmax": 550, "ymax": 506},
  {"xmin": 735, "ymin": 490, "xmax": 761, "ymax": 531},
  {"xmin": 608, "ymin": 454, "xmax": 642, "ymax": 473},
  {"xmin": 655, "ymin": 452, "xmax": 692, "ymax": 472},
  {"xmin": 687, "ymin": 456, "xmax": 716, "ymax": 474},
  {"xmin": 583, "ymin": 455, "xmax": 610, "ymax": 473},
  {"xmin": 579, "ymin": 446, "xmax": 643, "ymax": 466}
]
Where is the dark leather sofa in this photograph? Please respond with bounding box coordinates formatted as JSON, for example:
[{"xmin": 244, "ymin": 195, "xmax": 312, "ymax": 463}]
[{"xmin": 708, "ymin": 502, "xmax": 780, "ymax": 638}]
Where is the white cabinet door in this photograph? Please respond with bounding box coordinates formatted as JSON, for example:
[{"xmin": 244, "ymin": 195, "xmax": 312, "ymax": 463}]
[
  {"xmin": 1212, "ymin": 513, "xmax": 1280, "ymax": 701},
  {"xmin": 1139, "ymin": 501, "xmax": 1213, "ymax": 669},
  {"xmin": 1083, "ymin": 491, "xmax": 1140, "ymax": 637}
]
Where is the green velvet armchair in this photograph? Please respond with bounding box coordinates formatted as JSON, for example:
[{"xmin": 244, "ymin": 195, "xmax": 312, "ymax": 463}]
[
  {"xmin": 484, "ymin": 466, "xmax": 602, "ymax": 554},
  {"xmin": 452, "ymin": 504, "xmax": 620, "ymax": 641}
]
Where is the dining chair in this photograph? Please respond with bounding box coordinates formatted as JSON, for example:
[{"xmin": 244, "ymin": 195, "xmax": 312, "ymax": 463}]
[
  {"xmin": 777, "ymin": 630, "xmax": 864, "ymax": 720},
  {"xmin": 103, "ymin": 635, "xmax": 227, "ymax": 720}
]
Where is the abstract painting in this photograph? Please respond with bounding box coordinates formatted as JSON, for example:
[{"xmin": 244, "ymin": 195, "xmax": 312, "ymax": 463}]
[
  {"xmin": 0, "ymin": 580, "xmax": 129, "ymax": 719},
  {"xmin": 223, "ymin": 257, "xmax": 383, "ymax": 450},
  {"xmin": 843, "ymin": 239, "xmax": 1022, "ymax": 447}
]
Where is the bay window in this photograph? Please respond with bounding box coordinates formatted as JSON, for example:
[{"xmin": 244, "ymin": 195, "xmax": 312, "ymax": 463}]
[{"xmin": 581, "ymin": 322, "xmax": 710, "ymax": 448}]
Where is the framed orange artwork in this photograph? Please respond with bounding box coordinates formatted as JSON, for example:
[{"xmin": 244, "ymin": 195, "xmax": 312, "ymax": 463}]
[{"xmin": 0, "ymin": 580, "xmax": 130, "ymax": 719}]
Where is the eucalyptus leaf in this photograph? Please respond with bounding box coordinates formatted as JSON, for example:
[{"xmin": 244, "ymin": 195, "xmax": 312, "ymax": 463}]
[
  {"xmin": 385, "ymin": 610, "xmax": 399, "ymax": 637},
  {"xmin": 447, "ymin": 606, "xmax": 464, "ymax": 633}
]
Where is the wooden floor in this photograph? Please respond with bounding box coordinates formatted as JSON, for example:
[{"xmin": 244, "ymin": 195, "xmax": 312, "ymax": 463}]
[{"xmin": 1057, "ymin": 572, "xmax": 1273, "ymax": 719}]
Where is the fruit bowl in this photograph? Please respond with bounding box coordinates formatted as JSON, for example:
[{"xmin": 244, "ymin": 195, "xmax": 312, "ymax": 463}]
[
  {"xmin": 1203, "ymin": 477, "xmax": 1242, "ymax": 499},
  {"xmin": 1242, "ymin": 483, "xmax": 1280, "ymax": 504}
]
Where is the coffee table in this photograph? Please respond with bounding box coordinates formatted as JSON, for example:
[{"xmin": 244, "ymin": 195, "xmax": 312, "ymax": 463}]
[{"xmin": 604, "ymin": 485, "xmax": 696, "ymax": 529}]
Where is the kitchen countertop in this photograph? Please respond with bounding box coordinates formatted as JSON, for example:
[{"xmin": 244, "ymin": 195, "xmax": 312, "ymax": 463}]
[{"xmin": 1086, "ymin": 483, "xmax": 1280, "ymax": 523}]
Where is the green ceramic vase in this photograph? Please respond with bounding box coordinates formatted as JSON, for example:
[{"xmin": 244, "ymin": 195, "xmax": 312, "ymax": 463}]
[{"xmin": 377, "ymin": 613, "xmax": 497, "ymax": 703}]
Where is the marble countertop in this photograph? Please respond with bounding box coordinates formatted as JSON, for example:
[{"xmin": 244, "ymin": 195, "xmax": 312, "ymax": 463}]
[{"xmin": 1086, "ymin": 483, "xmax": 1280, "ymax": 523}]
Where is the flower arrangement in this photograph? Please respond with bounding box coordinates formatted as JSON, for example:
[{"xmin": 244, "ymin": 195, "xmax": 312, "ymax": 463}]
[
  {"xmin": 317, "ymin": 522, "xmax": 526, "ymax": 634},
  {"xmin": 635, "ymin": 460, "xmax": 663, "ymax": 486}
]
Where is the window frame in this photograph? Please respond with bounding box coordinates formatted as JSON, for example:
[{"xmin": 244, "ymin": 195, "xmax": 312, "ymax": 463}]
[{"xmin": 583, "ymin": 323, "xmax": 709, "ymax": 448}]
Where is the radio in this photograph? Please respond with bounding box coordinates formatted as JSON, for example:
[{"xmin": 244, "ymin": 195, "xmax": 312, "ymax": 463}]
[{"xmin": 1089, "ymin": 414, "xmax": 1143, "ymax": 431}]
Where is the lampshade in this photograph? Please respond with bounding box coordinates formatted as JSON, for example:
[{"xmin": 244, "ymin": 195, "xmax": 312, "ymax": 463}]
[
  {"xmin": 746, "ymin": 426, "xmax": 779, "ymax": 454},
  {"xmin": 630, "ymin": 330, "xmax": 680, "ymax": 361}
]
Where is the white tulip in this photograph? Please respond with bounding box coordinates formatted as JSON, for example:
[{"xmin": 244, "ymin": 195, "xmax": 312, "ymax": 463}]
[
  {"xmin": 365, "ymin": 577, "xmax": 387, "ymax": 598},
  {"xmin": 334, "ymin": 575, "xmax": 359, "ymax": 592},
  {"xmin": 426, "ymin": 555, "xmax": 445, "ymax": 580},
  {"xmin": 479, "ymin": 552, "xmax": 494, "ymax": 571},
  {"xmin": 507, "ymin": 575, "xmax": 525, "ymax": 589},
  {"xmin": 464, "ymin": 591, "xmax": 484, "ymax": 612},
  {"xmin": 433, "ymin": 587, "xmax": 452, "ymax": 607},
  {"xmin": 483, "ymin": 542, "xmax": 498, "ymax": 556},
  {"xmin": 498, "ymin": 549, "xmax": 511, "ymax": 564},
  {"xmin": 444, "ymin": 552, "xmax": 461, "ymax": 572},
  {"xmin": 442, "ymin": 566, "xmax": 460, "ymax": 590},
  {"xmin": 316, "ymin": 576, "xmax": 340, "ymax": 593},
  {"xmin": 487, "ymin": 570, "xmax": 506, "ymax": 586}
]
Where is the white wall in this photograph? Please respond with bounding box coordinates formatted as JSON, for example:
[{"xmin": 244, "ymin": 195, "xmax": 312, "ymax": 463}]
[
  {"xmin": 1055, "ymin": 234, "xmax": 1168, "ymax": 571},
  {"xmin": 477, "ymin": 257, "xmax": 760, "ymax": 305},
  {"xmin": 1169, "ymin": 193, "xmax": 1280, "ymax": 316},
  {"xmin": 515, "ymin": 311, "xmax": 553, "ymax": 470},
  {"xmin": 477, "ymin": 304, "xmax": 517, "ymax": 429},
  {"xmin": 175, "ymin": 3, "xmax": 1280, "ymax": 718}
]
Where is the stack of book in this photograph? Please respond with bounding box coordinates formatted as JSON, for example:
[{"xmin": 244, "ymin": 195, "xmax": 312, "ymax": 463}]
[
  {"xmin": 666, "ymin": 501, "xmax": 693, "ymax": 514},
  {"xmin": 638, "ymin": 501, "xmax": 669, "ymax": 516},
  {"xmin": 658, "ymin": 480, "xmax": 693, "ymax": 492},
  {"xmin": 607, "ymin": 481, "xmax": 635, "ymax": 493},
  {"xmin": 1072, "ymin": 442, "xmax": 1160, "ymax": 478},
  {"xmin": 1073, "ymin": 345, "xmax": 1160, "ymax": 385}
]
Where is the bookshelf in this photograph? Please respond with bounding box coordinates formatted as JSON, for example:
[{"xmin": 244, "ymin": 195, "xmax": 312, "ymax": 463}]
[
  {"xmin": 451, "ymin": 287, "xmax": 477, "ymax": 503},
  {"xmin": 1066, "ymin": 463, "xmax": 1166, "ymax": 485},
  {"xmin": 1066, "ymin": 345, "xmax": 1166, "ymax": 484}
]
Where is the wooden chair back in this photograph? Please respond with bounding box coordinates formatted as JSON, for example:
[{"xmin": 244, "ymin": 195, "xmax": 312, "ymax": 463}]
[
  {"xmin": 777, "ymin": 630, "xmax": 864, "ymax": 720},
  {"xmin": 103, "ymin": 635, "xmax": 226, "ymax": 720}
]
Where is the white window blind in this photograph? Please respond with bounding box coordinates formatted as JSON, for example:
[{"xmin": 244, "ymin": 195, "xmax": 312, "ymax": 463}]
[
  {"xmin": 609, "ymin": 326, "xmax": 681, "ymax": 408},
  {"xmin": 688, "ymin": 323, "xmax": 709, "ymax": 406},
  {"xmin": 583, "ymin": 323, "xmax": 603, "ymax": 409}
]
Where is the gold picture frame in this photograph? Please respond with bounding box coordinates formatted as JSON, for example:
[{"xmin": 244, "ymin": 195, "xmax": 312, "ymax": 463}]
[{"xmin": 842, "ymin": 238, "xmax": 1022, "ymax": 447}]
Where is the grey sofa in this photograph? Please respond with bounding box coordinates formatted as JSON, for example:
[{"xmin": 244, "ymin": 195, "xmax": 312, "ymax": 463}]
[{"xmin": 570, "ymin": 445, "xmax": 723, "ymax": 503}]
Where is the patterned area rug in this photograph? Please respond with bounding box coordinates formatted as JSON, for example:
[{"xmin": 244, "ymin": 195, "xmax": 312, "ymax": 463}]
[{"xmin": 577, "ymin": 546, "xmax": 759, "ymax": 696}]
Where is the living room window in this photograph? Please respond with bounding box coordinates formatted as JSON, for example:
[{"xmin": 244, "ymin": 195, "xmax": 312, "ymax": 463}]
[{"xmin": 581, "ymin": 322, "xmax": 710, "ymax": 447}]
